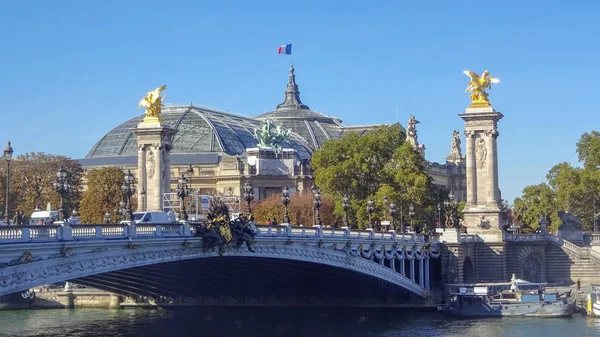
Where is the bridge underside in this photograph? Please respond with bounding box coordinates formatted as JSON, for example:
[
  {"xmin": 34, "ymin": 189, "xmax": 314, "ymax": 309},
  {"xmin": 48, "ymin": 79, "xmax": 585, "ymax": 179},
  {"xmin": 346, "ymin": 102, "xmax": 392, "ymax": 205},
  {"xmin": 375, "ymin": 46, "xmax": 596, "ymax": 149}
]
[{"xmin": 69, "ymin": 257, "xmax": 418, "ymax": 304}]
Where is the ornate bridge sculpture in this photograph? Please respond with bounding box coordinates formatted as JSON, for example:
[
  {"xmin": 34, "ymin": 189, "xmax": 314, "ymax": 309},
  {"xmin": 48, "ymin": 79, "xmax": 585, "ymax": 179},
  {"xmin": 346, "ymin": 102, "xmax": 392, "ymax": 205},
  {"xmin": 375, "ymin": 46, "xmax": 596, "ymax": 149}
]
[{"xmin": 0, "ymin": 224, "xmax": 440, "ymax": 299}]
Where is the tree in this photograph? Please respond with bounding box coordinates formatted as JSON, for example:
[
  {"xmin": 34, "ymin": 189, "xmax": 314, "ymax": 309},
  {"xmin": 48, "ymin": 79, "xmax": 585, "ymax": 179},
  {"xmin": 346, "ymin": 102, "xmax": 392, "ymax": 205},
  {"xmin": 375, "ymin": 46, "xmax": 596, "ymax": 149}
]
[
  {"xmin": 252, "ymin": 192, "xmax": 336, "ymax": 227},
  {"xmin": 0, "ymin": 153, "xmax": 83, "ymax": 218},
  {"xmin": 79, "ymin": 166, "xmax": 128, "ymax": 223},
  {"xmin": 576, "ymin": 131, "xmax": 600, "ymax": 170},
  {"xmin": 311, "ymin": 125, "xmax": 404, "ymax": 201},
  {"xmin": 513, "ymin": 183, "xmax": 557, "ymax": 231}
]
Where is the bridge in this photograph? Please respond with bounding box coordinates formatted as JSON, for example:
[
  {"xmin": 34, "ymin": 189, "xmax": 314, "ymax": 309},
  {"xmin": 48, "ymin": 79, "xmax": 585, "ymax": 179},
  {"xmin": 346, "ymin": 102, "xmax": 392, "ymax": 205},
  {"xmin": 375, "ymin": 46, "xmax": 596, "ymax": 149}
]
[{"xmin": 0, "ymin": 223, "xmax": 441, "ymax": 305}]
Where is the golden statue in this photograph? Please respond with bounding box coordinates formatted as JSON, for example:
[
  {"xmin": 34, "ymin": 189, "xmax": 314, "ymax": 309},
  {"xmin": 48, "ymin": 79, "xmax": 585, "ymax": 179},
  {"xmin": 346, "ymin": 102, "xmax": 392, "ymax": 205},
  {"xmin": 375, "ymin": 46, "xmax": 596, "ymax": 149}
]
[
  {"xmin": 138, "ymin": 85, "xmax": 167, "ymax": 122},
  {"xmin": 463, "ymin": 70, "xmax": 500, "ymax": 107}
]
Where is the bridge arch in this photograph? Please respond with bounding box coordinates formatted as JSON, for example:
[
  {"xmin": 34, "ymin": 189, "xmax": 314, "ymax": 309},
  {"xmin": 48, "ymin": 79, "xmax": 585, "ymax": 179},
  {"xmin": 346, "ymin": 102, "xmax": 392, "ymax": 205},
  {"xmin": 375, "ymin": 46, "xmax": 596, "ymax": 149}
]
[
  {"xmin": 516, "ymin": 245, "xmax": 546, "ymax": 282},
  {"xmin": 0, "ymin": 240, "xmax": 431, "ymax": 298}
]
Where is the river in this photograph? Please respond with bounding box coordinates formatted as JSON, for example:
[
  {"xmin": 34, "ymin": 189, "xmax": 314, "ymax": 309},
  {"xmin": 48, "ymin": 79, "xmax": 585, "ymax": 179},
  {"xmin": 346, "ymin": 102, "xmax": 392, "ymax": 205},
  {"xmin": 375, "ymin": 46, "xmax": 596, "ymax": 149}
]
[{"xmin": 1, "ymin": 308, "xmax": 600, "ymax": 337}]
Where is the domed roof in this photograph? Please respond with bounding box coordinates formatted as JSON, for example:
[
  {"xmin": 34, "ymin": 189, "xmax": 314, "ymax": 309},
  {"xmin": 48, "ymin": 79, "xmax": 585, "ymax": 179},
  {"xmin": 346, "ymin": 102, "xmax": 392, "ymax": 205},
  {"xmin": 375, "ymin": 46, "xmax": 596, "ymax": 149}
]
[
  {"xmin": 84, "ymin": 106, "xmax": 313, "ymax": 163},
  {"xmin": 255, "ymin": 66, "xmax": 345, "ymax": 150}
]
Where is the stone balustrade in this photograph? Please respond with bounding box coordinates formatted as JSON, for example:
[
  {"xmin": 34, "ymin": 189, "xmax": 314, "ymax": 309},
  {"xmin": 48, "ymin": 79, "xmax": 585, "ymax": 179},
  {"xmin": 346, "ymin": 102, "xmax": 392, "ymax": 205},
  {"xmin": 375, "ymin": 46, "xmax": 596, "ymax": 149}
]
[{"xmin": 0, "ymin": 223, "xmax": 429, "ymax": 244}]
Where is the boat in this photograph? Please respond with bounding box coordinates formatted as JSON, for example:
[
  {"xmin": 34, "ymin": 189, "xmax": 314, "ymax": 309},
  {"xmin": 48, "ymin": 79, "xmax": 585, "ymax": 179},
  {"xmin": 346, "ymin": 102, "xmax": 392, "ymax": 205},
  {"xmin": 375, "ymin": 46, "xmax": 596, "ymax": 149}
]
[{"xmin": 444, "ymin": 275, "xmax": 575, "ymax": 317}]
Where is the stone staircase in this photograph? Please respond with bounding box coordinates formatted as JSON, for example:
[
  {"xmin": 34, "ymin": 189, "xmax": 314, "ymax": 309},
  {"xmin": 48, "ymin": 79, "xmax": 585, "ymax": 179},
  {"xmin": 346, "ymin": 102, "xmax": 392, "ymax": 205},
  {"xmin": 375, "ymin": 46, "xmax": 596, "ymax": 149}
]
[{"xmin": 546, "ymin": 239, "xmax": 600, "ymax": 285}]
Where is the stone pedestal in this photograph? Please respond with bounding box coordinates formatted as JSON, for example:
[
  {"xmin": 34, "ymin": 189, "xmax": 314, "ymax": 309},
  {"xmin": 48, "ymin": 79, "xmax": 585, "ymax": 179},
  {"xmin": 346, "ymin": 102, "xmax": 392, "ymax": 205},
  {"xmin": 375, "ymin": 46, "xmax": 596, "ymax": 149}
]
[
  {"xmin": 134, "ymin": 120, "xmax": 174, "ymax": 212},
  {"xmin": 459, "ymin": 106, "xmax": 503, "ymax": 240}
]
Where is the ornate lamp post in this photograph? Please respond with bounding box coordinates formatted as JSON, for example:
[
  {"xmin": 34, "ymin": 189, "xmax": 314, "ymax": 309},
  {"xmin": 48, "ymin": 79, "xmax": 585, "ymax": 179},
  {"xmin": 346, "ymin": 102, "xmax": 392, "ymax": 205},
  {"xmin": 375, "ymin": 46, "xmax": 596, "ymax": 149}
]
[
  {"xmin": 186, "ymin": 164, "xmax": 194, "ymax": 212},
  {"xmin": 3, "ymin": 141, "xmax": 13, "ymax": 218},
  {"xmin": 120, "ymin": 170, "xmax": 136, "ymax": 222},
  {"xmin": 281, "ymin": 185, "xmax": 291, "ymax": 224},
  {"xmin": 176, "ymin": 173, "xmax": 189, "ymax": 221},
  {"xmin": 313, "ymin": 187, "xmax": 322, "ymax": 226},
  {"xmin": 383, "ymin": 195, "xmax": 389, "ymax": 220},
  {"xmin": 408, "ymin": 204, "xmax": 415, "ymax": 232},
  {"xmin": 53, "ymin": 166, "xmax": 70, "ymax": 221},
  {"xmin": 366, "ymin": 199, "xmax": 375, "ymax": 228},
  {"xmin": 539, "ymin": 214, "xmax": 549, "ymax": 234},
  {"xmin": 390, "ymin": 203, "xmax": 397, "ymax": 230},
  {"xmin": 104, "ymin": 211, "xmax": 111, "ymax": 224},
  {"xmin": 444, "ymin": 190, "xmax": 458, "ymax": 231},
  {"xmin": 342, "ymin": 195, "xmax": 350, "ymax": 227},
  {"xmin": 243, "ymin": 182, "xmax": 254, "ymax": 214},
  {"xmin": 437, "ymin": 203, "xmax": 442, "ymax": 228}
]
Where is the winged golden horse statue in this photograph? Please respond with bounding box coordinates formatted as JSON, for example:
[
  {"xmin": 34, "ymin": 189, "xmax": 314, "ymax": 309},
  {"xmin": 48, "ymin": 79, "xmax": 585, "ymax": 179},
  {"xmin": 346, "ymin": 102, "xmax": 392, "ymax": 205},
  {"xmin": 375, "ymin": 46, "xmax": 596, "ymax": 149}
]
[
  {"xmin": 463, "ymin": 70, "xmax": 500, "ymax": 107},
  {"xmin": 138, "ymin": 85, "xmax": 167, "ymax": 120}
]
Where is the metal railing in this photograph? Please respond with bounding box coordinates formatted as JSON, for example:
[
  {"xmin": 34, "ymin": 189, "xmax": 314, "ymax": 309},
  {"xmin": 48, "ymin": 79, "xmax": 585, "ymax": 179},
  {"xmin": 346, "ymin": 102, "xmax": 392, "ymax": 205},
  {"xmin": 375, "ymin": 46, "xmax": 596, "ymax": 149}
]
[{"xmin": 0, "ymin": 223, "xmax": 431, "ymax": 244}]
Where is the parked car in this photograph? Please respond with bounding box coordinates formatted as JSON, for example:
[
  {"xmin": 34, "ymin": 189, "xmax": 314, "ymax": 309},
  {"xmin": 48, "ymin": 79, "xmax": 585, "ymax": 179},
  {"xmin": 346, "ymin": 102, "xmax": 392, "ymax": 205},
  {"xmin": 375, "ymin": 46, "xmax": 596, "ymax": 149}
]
[{"xmin": 121, "ymin": 211, "xmax": 177, "ymax": 224}]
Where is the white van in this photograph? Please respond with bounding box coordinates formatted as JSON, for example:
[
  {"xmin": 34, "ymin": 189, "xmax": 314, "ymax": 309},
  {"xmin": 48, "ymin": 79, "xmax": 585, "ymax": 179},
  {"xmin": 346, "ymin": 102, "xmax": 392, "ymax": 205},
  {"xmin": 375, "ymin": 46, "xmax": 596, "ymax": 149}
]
[
  {"xmin": 30, "ymin": 211, "xmax": 59, "ymax": 225},
  {"xmin": 121, "ymin": 212, "xmax": 176, "ymax": 224}
]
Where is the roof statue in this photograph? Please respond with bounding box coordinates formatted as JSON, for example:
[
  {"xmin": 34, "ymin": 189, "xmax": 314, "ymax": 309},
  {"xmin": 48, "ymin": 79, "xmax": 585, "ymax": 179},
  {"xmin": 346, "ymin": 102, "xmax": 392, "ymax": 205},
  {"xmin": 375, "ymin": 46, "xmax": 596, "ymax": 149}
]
[
  {"xmin": 138, "ymin": 85, "xmax": 167, "ymax": 122},
  {"xmin": 450, "ymin": 130, "xmax": 463, "ymax": 158},
  {"xmin": 406, "ymin": 114, "xmax": 420, "ymax": 148},
  {"xmin": 463, "ymin": 70, "xmax": 500, "ymax": 107},
  {"xmin": 253, "ymin": 118, "xmax": 291, "ymax": 153},
  {"xmin": 557, "ymin": 211, "xmax": 582, "ymax": 230}
]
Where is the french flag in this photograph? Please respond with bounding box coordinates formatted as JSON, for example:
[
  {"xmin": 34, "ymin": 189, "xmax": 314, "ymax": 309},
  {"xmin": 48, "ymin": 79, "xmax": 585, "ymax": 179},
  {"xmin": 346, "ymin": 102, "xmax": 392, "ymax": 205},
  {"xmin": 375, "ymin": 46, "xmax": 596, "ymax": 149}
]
[{"xmin": 277, "ymin": 44, "xmax": 292, "ymax": 55}]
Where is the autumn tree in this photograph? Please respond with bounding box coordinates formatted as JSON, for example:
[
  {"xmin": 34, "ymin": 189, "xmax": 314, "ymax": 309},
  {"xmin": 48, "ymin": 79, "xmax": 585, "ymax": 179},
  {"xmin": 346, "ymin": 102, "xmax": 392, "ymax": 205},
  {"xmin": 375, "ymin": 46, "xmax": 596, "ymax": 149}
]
[
  {"xmin": 79, "ymin": 166, "xmax": 131, "ymax": 223},
  {"xmin": 252, "ymin": 192, "xmax": 336, "ymax": 227},
  {"xmin": 0, "ymin": 153, "xmax": 83, "ymax": 218}
]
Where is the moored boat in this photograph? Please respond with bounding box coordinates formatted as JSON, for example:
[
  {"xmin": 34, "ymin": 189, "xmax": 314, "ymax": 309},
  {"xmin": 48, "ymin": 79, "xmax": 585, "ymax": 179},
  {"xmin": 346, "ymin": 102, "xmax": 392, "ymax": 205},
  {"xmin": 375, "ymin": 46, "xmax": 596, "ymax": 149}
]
[
  {"xmin": 592, "ymin": 286, "xmax": 600, "ymax": 316},
  {"xmin": 444, "ymin": 275, "xmax": 575, "ymax": 317}
]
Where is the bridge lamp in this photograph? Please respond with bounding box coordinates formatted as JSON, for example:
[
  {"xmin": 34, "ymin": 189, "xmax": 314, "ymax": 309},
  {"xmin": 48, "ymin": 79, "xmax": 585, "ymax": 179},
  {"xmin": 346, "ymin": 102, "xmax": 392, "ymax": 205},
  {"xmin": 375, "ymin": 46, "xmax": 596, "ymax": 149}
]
[
  {"xmin": 186, "ymin": 164, "xmax": 195, "ymax": 213},
  {"xmin": 436, "ymin": 203, "xmax": 442, "ymax": 229},
  {"xmin": 539, "ymin": 215, "xmax": 549, "ymax": 234},
  {"xmin": 177, "ymin": 174, "xmax": 189, "ymax": 221},
  {"xmin": 3, "ymin": 141, "xmax": 13, "ymax": 218},
  {"xmin": 342, "ymin": 195, "xmax": 350, "ymax": 227},
  {"xmin": 121, "ymin": 170, "xmax": 136, "ymax": 222},
  {"xmin": 243, "ymin": 182, "xmax": 254, "ymax": 214},
  {"xmin": 366, "ymin": 199, "xmax": 375, "ymax": 228},
  {"xmin": 53, "ymin": 166, "xmax": 70, "ymax": 221},
  {"xmin": 389, "ymin": 203, "xmax": 397, "ymax": 231},
  {"xmin": 281, "ymin": 185, "xmax": 291, "ymax": 224},
  {"xmin": 313, "ymin": 187, "xmax": 322, "ymax": 227},
  {"xmin": 408, "ymin": 204, "xmax": 415, "ymax": 232},
  {"xmin": 104, "ymin": 211, "xmax": 111, "ymax": 224}
]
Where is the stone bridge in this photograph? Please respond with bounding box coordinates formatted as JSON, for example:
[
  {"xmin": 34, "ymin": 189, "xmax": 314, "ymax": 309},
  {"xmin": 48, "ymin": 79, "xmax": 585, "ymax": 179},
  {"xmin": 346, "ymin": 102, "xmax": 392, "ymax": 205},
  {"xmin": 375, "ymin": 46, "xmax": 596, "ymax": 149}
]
[{"xmin": 0, "ymin": 223, "xmax": 441, "ymax": 303}]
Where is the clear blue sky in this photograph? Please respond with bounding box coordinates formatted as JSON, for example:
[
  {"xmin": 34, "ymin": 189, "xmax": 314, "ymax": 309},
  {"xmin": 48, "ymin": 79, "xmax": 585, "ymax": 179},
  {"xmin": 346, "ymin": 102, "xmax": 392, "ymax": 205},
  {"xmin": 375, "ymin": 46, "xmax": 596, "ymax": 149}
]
[{"xmin": 0, "ymin": 0, "xmax": 598, "ymax": 204}]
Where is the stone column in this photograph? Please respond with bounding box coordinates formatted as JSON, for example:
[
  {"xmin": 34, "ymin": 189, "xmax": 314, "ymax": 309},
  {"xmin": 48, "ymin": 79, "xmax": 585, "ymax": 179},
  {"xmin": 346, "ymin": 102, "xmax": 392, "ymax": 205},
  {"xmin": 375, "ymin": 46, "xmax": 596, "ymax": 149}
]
[
  {"xmin": 464, "ymin": 131, "xmax": 476, "ymax": 205},
  {"xmin": 137, "ymin": 145, "xmax": 147, "ymax": 212},
  {"xmin": 400, "ymin": 258, "xmax": 405, "ymax": 276},
  {"xmin": 419, "ymin": 258, "xmax": 424, "ymax": 286},
  {"xmin": 134, "ymin": 122, "xmax": 174, "ymax": 213},
  {"xmin": 459, "ymin": 106, "xmax": 504, "ymax": 241},
  {"xmin": 424, "ymin": 257, "xmax": 430, "ymax": 289},
  {"xmin": 410, "ymin": 258, "xmax": 415, "ymax": 282}
]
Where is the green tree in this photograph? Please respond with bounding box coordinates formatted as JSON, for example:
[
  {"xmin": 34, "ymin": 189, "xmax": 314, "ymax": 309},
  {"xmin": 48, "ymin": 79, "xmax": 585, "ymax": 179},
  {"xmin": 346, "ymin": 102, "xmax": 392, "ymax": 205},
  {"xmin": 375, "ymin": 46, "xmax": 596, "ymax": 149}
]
[
  {"xmin": 79, "ymin": 166, "xmax": 127, "ymax": 223},
  {"xmin": 513, "ymin": 183, "xmax": 557, "ymax": 231},
  {"xmin": 576, "ymin": 131, "xmax": 600, "ymax": 170},
  {"xmin": 311, "ymin": 125, "xmax": 404, "ymax": 201}
]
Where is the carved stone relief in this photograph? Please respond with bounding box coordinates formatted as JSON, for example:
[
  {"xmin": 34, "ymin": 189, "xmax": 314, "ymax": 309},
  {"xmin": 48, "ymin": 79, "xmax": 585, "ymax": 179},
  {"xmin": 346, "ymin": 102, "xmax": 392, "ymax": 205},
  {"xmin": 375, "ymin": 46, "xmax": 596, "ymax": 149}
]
[
  {"xmin": 147, "ymin": 149, "xmax": 156, "ymax": 179},
  {"xmin": 475, "ymin": 137, "xmax": 487, "ymax": 170}
]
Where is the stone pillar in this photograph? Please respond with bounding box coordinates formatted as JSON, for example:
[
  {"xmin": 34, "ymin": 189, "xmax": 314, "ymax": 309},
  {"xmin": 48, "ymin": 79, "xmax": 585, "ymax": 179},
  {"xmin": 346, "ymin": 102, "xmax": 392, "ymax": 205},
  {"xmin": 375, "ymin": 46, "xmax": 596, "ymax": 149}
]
[
  {"xmin": 459, "ymin": 106, "xmax": 504, "ymax": 242},
  {"xmin": 424, "ymin": 257, "xmax": 430, "ymax": 289},
  {"xmin": 410, "ymin": 259, "xmax": 415, "ymax": 282},
  {"xmin": 419, "ymin": 258, "xmax": 424, "ymax": 286},
  {"xmin": 400, "ymin": 259, "xmax": 405, "ymax": 276},
  {"xmin": 134, "ymin": 121, "xmax": 174, "ymax": 213}
]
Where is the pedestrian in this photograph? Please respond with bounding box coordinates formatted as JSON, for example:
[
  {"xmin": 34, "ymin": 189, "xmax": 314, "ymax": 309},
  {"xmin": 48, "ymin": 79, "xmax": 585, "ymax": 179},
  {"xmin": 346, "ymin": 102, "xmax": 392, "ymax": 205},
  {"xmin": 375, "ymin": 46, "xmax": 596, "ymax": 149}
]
[
  {"xmin": 272, "ymin": 218, "xmax": 278, "ymax": 226},
  {"xmin": 266, "ymin": 218, "xmax": 272, "ymax": 225},
  {"xmin": 576, "ymin": 278, "xmax": 581, "ymax": 292}
]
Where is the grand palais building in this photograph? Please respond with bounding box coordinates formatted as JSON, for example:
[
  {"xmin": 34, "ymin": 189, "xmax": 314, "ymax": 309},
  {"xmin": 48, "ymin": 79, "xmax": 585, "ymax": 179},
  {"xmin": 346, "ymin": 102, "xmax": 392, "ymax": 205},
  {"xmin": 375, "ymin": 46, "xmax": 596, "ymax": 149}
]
[{"xmin": 79, "ymin": 66, "xmax": 465, "ymax": 208}]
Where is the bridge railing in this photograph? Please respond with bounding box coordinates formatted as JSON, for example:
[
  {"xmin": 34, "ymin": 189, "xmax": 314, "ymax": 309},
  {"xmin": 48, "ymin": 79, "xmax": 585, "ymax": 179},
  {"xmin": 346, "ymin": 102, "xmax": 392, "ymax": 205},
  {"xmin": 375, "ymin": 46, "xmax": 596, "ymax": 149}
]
[{"xmin": 0, "ymin": 223, "xmax": 431, "ymax": 244}]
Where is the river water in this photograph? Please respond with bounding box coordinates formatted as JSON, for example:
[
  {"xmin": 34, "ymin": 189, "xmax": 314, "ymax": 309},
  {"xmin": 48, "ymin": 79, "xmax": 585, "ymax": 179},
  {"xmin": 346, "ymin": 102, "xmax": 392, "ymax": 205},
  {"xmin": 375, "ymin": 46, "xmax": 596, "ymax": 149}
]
[{"xmin": 1, "ymin": 308, "xmax": 599, "ymax": 337}]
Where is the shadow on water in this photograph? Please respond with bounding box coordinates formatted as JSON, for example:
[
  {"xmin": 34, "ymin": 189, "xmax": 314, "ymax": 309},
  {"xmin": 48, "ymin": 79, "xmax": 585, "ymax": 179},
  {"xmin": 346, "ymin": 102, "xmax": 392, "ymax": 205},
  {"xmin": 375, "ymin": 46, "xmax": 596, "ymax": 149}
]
[{"xmin": 0, "ymin": 307, "xmax": 599, "ymax": 337}]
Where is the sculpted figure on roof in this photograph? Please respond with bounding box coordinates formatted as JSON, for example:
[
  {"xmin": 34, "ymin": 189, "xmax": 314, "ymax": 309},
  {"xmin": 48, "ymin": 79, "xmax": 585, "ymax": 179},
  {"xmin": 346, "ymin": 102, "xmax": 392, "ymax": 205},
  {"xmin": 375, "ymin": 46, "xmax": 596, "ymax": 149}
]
[
  {"xmin": 253, "ymin": 118, "xmax": 291, "ymax": 152},
  {"xmin": 138, "ymin": 85, "xmax": 167, "ymax": 120}
]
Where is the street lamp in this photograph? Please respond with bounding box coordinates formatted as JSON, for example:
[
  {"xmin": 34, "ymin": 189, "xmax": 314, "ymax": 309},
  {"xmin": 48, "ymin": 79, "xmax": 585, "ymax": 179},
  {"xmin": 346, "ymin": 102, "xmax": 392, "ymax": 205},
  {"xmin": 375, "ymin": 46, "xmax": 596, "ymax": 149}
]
[
  {"xmin": 408, "ymin": 204, "xmax": 415, "ymax": 232},
  {"xmin": 444, "ymin": 190, "xmax": 458, "ymax": 231},
  {"xmin": 186, "ymin": 164, "xmax": 195, "ymax": 213},
  {"xmin": 437, "ymin": 203, "xmax": 442, "ymax": 228},
  {"xmin": 281, "ymin": 185, "xmax": 291, "ymax": 224},
  {"xmin": 390, "ymin": 203, "xmax": 397, "ymax": 231},
  {"xmin": 313, "ymin": 186, "xmax": 322, "ymax": 226},
  {"xmin": 3, "ymin": 141, "xmax": 13, "ymax": 218},
  {"xmin": 243, "ymin": 182, "xmax": 254, "ymax": 214},
  {"xmin": 383, "ymin": 195, "xmax": 389, "ymax": 220},
  {"xmin": 366, "ymin": 199, "xmax": 375, "ymax": 228},
  {"xmin": 53, "ymin": 166, "xmax": 70, "ymax": 221},
  {"xmin": 120, "ymin": 170, "xmax": 136, "ymax": 222},
  {"xmin": 176, "ymin": 173, "xmax": 189, "ymax": 221},
  {"xmin": 539, "ymin": 214, "xmax": 549, "ymax": 234},
  {"xmin": 104, "ymin": 211, "xmax": 111, "ymax": 224},
  {"xmin": 342, "ymin": 195, "xmax": 350, "ymax": 227}
]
